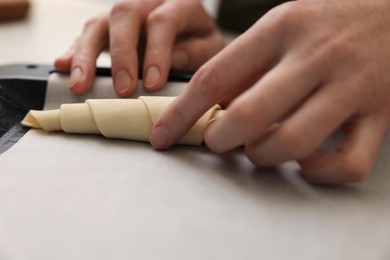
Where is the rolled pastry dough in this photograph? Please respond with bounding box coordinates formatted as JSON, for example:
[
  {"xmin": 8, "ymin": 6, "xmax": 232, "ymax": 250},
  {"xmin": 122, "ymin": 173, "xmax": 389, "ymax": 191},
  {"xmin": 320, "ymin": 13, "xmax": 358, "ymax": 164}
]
[{"xmin": 21, "ymin": 96, "xmax": 222, "ymax": 146}]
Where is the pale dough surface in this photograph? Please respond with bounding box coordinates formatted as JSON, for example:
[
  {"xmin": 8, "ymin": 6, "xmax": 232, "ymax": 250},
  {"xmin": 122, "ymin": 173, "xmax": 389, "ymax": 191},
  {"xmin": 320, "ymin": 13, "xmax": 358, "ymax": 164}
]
[{"xmin": 22, "ymin": 96, "xmax": 221, "ymax": 146}]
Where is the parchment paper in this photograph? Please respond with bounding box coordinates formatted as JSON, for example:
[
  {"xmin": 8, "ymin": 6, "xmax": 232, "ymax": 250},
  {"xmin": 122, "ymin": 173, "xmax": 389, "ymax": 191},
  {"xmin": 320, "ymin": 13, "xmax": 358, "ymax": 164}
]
[{"xmin": 0, "ymin": 74, "xmax": 389, "ymax": 260}]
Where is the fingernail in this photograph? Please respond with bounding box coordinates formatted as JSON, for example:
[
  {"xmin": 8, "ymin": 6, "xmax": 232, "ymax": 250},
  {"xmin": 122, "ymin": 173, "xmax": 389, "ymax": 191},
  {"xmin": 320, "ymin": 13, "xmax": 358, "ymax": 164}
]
[
  {"xmin": 115, "ymin": 70, "xmax": 132, "ymax": 94},
  {"xmin": 70, "ymin": 67, "xmax": 82, "ymax": 89},
  {"xmin": 150, "ymin": 126, "xmax": 170, "ymax": 149},
  {"xmin": 172, "ymin": 50, "xmax": 189, "ymax": 69},
  {"xmin": 144, "ymin": 66, "xmax": 160, "ymax": 89}
]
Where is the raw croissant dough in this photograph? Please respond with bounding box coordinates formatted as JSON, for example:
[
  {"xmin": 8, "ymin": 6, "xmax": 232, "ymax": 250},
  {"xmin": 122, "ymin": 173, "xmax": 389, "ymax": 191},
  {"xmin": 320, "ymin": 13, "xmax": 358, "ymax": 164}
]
[{"xmin": 21, "ymin": 96, "xmax": 222, "ymax": 146}]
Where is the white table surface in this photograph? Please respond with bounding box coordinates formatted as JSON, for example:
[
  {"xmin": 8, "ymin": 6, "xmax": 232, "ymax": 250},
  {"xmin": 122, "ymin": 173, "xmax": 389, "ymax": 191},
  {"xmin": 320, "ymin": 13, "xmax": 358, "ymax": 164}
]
[{"xmin": 0, "ymin": 1, "xmax": 389, "ymax": 259}]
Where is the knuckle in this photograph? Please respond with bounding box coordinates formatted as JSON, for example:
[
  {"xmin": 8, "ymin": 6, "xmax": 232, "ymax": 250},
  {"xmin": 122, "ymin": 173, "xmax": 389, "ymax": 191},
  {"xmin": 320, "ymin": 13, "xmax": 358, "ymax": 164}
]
[
  {"xmin": 313, "ymin": 35, "xmax": 355, "ymax": 68},
  {"xmin": 83, "ymin": 15, "xmax": 105, "ymax": 31},
  {"xmin": 146, "ymin": 46, "xmax": 170, "ymax": 62},
  {"xmin": 168, "ymin": 101, "xmax": 193, "ymax": 128},
  {"xmin": 262, "ymin": 2, "xmax": 300, "ymax": 32},
  {"xmin": 110, "ymin": 1, "xmax": 139, "ymax": 17},
  {"xmin": 110, "ymin": 44, "xmax": 132, "ymax": 58},
  {"xmin": 147, "ymin": 9, "xmax": 171, "ymax": 25},
  {"xmin": 147, "ymin": 8, "xmax": 179, "ymax": 33},
  {"xmin": 193, "ymin": 65, "xmax": 222, "ymax": 98},
  {"xmin": 326, "ymin": 37, "xmax": 352, "ymax": 58},
  {"xmin": 84, "ymin": 17, "xmax": 98, "ymax": 30},
  {"xmin": 72, "ymin": 47, "xmax": 92, "ymax": 65}
]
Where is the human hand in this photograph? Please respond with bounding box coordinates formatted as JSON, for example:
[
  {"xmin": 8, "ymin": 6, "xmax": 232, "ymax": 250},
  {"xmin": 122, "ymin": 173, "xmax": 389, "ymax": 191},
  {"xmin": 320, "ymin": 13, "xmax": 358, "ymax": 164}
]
[
  {"xmin": 54, "ymin": 0, "xmax": 224, "ymax": 96},
  {"xmin": 151, "ymin": 0, "xmax": 390, "ymax": 185}
]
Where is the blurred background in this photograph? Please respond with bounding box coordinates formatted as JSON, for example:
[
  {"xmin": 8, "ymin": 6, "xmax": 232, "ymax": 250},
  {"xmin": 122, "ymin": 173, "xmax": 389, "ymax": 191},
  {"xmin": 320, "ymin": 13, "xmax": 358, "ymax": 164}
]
[
  {"xmin": 0, "ymin": 0, "xmax": 279, "ymax": 66},
  {"xmin": 0, "ymin": 0, "xmax": 224, "ymax": 66}
]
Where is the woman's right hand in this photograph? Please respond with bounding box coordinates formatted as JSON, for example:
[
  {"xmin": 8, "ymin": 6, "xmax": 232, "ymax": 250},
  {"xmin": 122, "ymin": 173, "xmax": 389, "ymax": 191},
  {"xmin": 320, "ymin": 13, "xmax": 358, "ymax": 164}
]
[{"xmin": 54, "ymin": 0, "xmax": 225, "ymax": 97}]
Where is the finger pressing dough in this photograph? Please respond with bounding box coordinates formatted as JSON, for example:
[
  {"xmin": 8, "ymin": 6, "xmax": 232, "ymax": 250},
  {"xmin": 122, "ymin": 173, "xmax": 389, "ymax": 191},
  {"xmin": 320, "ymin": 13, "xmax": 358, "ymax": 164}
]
[{"xmin": 21, "ymin": 96, "xmax": 222, "ymax": 146}]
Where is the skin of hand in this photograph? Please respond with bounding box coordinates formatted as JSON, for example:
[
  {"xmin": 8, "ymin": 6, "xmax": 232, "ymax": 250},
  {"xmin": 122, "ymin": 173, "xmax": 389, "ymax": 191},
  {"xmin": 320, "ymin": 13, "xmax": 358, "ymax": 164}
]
[
  {"xmin": 151, "ymin": 0, "xmax": 390, "ymax": 185},
  {"xmin": 54, "ymin": 0, "xmax": 224, "ymax": 96}
]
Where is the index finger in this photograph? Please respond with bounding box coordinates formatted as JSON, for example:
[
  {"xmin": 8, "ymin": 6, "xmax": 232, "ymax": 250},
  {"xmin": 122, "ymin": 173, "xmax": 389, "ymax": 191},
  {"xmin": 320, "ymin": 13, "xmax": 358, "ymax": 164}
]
[{"xmin": 150, "ymin": 19, "xmax": 283, "ymax": 149}]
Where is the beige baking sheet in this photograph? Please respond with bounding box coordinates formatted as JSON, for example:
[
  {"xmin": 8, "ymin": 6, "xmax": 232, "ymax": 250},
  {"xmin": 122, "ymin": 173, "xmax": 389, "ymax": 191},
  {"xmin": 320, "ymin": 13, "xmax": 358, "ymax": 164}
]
[{"xmin": 0, "ymin": 74, "xmax": 389, "ymax": 259}]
